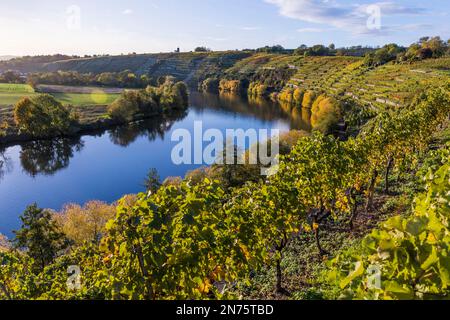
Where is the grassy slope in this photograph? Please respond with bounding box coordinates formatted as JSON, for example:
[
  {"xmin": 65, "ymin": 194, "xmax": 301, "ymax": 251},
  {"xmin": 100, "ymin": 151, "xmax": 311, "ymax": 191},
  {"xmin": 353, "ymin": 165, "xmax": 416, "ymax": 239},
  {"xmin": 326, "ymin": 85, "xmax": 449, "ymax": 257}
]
[
  {"xmin": 0, "ymin": 83, "xmax": 119, "ymax": 107},
  {"xmin": 0, "ymin": 83, "xmax": 37, "ymax": 106},
  {"xmin": 51, "ymin": 93, "xmax": 120, "ymax": 106},
  {"xmin": 240, "ymin": 119, "xmax": 450, "ymax": 300},
  {"xmin": 223, "ymin": 54, "xmax": 449, "ymax": 111},
  {"xmin": 218, "ymin": 54, "xmax": 450, "ymax": 299}
]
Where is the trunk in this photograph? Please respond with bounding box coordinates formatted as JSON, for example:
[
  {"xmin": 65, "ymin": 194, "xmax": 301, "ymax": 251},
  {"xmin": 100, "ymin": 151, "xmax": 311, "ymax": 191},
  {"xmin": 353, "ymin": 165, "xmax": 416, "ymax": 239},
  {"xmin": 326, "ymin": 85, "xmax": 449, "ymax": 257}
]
[
  {"xmin": 384, "ymin": 157, "xmax": 394, "ymax": 194},
  {"xmin": 365, "ymin": 170, "xmax": 378, "ymax": 214},
  {"xmin": 0, "ymin": 284, "xmax": 11, "ymax": 300},
  {"xmin": 134, "ymin": 243, "xmax": 154, "ymax": 300},
  {"xmin": 274, "ymin": 234, "xmax": 288, "ymax": 294},
  {"xmin": 313, "ymin": 213, "xmax": 327, "ymax": 256},
  {"xmin": 128, "ymin": 218, "xmax": 154, "ymax": 300},
  {"xmin": 275, "ymin": 257, "xmax": 283, "ymax": 293},
  {"xmin": 314, "ymin": 227, "xmax": 322, "ymax": 254},
  {"xmin": 39, "ymin": 247, "xmax": 46, "ymax": 271},
  {"xmin": 349, "ymin": 189, "xmax": 358, "ymax": 230}
]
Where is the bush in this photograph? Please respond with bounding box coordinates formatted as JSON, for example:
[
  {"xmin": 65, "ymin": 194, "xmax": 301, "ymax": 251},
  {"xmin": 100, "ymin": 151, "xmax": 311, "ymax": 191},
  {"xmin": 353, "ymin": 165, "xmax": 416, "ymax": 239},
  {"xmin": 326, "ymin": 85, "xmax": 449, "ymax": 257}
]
[
  {"xmin": 327, "ymin": 160, "xmax": 450, "ymax": 300},
  {"xmin": 194, "ymin": 47, "xmax": 210, "ymax": 52},
  {"xmin": 293, "ymin": 88, "xmax": 305, "ymax": 104},
  {"xmin": 54, "ymin": 201, "xmax": 116, "ymax": 245},
  {"xmin": 14, "ymin": 94, "xmax": 73, "ymax": 136},
  {"xmin": 0, "ymin": 234, "xmax": 10, "ymax": 252},
  {"xmin": 278, "ymin": 88, "xmax": 295, "ymax": 104},
  {"xmin": 200, "ymin": 78, "xmax": 219, "ymax": 93},
  {"xmin": 248, "ymin": 82, "xmax": 270, "ymax": 97},
  {"xmin": 364, "ymin": 44, "xmax": 405, "ymax": 67},
  {"xmin": 219, "ymin": 79, "xmax": 247, "ymax": 94},
  {"xmin": 108, "ymin": 91, "xmax": 141, "ymax": 122},
  {"xmin": 166, "ymin": 81, "xmax": 189, "ymax": 109},
  {"xmin": 108, "ymin": 81, "xmax": 188, "ymax": 122},
  {"xmin": 311, "ymin": 96, "xmax": 342, "ymax": 133},
  {"xmin": 302, "ymin": 90, "xmax": 316, "ymax": 108}
]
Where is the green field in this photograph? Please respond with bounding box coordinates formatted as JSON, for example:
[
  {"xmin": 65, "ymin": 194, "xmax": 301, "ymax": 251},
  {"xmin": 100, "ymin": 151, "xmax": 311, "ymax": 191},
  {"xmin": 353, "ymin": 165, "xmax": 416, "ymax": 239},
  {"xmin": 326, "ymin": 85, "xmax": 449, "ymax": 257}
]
[
  {"xmin": 0, "ymin": 83, "xmax": 119, "ymax": 106},
  {"xmin": 0, "ymin": 83, "xmax": 35, "ymax": 93},
  {"xmin": 0, "ymin": 83, "xmax": 36, "ymax": 106},
  {"xmin": 51, "ymin": 92, "xmax": 120, "ymax": 106}
]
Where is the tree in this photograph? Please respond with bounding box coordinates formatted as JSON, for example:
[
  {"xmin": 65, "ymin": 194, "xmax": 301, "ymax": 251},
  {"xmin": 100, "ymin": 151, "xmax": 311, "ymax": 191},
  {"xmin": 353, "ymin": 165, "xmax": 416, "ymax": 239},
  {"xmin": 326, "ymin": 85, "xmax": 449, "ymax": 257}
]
[
  {"xmin": 0, "ymin": 234, "xmax": 9, "ymax": 252},
  {"xmin": 14, "ymin": 94, "xmax": 73, "ymax": 137},
  {"xmin": 143, "ymin": 168, "xmax": 161, "ymax": 194},
  {"xmin": 364, "ymin": 43, "xmax": 405, "ymax": 66},
  {"xmin": 0, "ymin": 70, "xmax": 23, "ymax": 83},
  {"xmin": 13, "ymin": 204, "xmax": 68, "ymax": 271},
  {"xmin": 256, "ymin": 45, "xmax": 286, "ymax": 54},
  {"xmin": 403, "ymin": 36, "xmax": 448, "ymax": 62},
  {"xmin": 310, "ymin": 96, "xmax": 342, "ymax": 133},
  {"xmin": 194, "ymin": 46, "xmax": 210, "ymax": 52},
  {"xmin": 55, "ymin": 201, "xmax": 116, "ymax": 245}
]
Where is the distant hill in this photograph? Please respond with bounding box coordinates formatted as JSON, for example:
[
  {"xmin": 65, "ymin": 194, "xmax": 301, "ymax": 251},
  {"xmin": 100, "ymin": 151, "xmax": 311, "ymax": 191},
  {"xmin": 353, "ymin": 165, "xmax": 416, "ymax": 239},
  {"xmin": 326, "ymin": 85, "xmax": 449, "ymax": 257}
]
[
  {"xmin": 0, "ymin": 55, "xmax": 17, "ymax": 61},
  {"xmin": 0, "ymin": 52, "xmax": 251, "ymax": 87}
]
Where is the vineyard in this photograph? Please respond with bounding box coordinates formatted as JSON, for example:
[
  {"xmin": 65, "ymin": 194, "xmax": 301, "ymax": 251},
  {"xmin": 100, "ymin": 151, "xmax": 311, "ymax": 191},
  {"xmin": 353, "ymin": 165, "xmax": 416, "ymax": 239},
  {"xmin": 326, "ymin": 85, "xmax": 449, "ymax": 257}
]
[
  {"xmin": 218, "ymin": 54, "xmax": 449, "ymax": 113},
  {"xmin": 1, "ymin": 79, "xmax": 448, "ymax": 300}
]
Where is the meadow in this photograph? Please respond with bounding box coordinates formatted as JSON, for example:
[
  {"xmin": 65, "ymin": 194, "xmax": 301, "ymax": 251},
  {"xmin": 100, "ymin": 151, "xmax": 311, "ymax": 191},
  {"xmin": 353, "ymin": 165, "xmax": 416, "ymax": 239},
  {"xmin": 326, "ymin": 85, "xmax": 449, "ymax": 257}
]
[
  {"xmin": 0, "ymin": 83, "xmax": 120, "ymax": 107},
  {"xmin": 0, "ymin": 83, "xmax": 37, "ymax": 106}
]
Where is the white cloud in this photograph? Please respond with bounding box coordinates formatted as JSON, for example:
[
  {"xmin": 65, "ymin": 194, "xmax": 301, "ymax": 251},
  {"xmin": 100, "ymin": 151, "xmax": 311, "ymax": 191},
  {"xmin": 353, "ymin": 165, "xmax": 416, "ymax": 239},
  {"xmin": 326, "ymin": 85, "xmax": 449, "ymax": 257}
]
[
  {"xmin": 123, "ymin": 9, "xmax": 133, "ymax": 15},
  {"xmin": 205, "ymin": 36, "xmax": 228, "ymax": 42},
  {"xmin": 297, "ymin": 27, "xmax": 323, "ymax": 33},
  {"xmin": 240, "ymin": 26, "xmax": 262, "ymax": 31},
  {"xmin": 265, "ymin": 0, "xmax": 425, "ymax": 34}
]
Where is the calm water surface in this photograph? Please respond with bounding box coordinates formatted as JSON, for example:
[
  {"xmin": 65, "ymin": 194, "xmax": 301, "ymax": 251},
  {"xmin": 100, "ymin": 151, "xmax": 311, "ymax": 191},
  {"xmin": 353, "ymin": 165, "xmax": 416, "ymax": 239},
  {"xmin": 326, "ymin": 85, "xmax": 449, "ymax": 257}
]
[{"xmin": 0, "ymin": 92, "xmax": 310, "ymax": 236}]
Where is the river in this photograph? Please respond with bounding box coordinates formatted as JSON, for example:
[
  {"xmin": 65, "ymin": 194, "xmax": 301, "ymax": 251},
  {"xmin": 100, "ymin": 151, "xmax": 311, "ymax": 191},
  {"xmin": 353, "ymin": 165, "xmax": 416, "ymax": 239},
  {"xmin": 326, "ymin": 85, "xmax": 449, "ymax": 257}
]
[{"xmin": 0, "ymin": 92, "xmax": 311, "ymax": 236}]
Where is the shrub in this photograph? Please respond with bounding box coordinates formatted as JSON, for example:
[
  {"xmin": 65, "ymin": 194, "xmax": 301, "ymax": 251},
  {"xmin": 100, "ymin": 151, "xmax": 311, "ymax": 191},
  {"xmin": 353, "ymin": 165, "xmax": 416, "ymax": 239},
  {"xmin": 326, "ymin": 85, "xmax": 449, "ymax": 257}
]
[
  {"xmin": 311, "ymin": 96, "xmax": 342, "ymax": 133},
  {"xmin": 248, "ymin": 82, "xmax": 270, "ymax": 97},
  {"xmin": 108, "ymin": 81, "xmax": 188, "ymax": 122},
  {"xmin": 200, "ymin": 78, "xmax": 219, "ymax": 93},
  {"xmin": 219, "ymin": 79, "xmax": 246, "ymax": 94},
  {"xmin": 168, "ymin": 81, "xmax": 189, "ymax": 109},
  {"xmin": 108, "ymin": 91, "xmax": 141, "ymax": 122},
  {"xmin": 293, "ymin": 88, "xmax": 305, "ymax": 104},
  {"xmin": 278, "ymin": 88, "xmax": 305, "ymax": 105},
  {"xmin": 0, "ymin": 234, "xmax": 9, "ymax": 252},
  {"xmin": 54, "ymin": 201, "xmax": 116, "ymax": 245},
  {"xmin": 327, "ymin": 160, "xmax": 450, "ymax": 300},
  {"xmin": 14, "ymin": 94, "xmax": 73, "ymax": 136},
  {"xmin": 278, "ymin": 88, "xmax": 294, "ymax": 104},
  {"xmin": 302, "ymin": 90, "xmax": 316, "ymax": 108}
]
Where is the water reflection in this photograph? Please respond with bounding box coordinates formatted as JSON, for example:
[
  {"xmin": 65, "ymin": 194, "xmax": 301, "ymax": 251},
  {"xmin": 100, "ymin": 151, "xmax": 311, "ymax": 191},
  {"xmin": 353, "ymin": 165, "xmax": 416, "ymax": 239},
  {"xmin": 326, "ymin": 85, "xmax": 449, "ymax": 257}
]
[
  {"xmin": 108, "ymin": 110, "xmax": 188, "ymax": 147},
  {"xmin": 0, "ymin": 92, "xmax": 310, "ymax": 236},
  {"xmin": 1, "ymin": 93, "xmax": 309, "ymax": 180},
  {"xmin": 15, "ymin": 111, "xmax": 188, "ymax": 177},
  {"xmin": 20, "ymin": 138, "xmax": 85, "ymax": 177},
  {"xmin": 278, "ymin": 100, "xmax": 312, "ymax": 132},
  {"xmin": 0, "ymin": 146, "xmax": 12, "ymax": 181},
  {"xmin": 190, "ymin": 92, "xmax": 311, "ymax": 131}
]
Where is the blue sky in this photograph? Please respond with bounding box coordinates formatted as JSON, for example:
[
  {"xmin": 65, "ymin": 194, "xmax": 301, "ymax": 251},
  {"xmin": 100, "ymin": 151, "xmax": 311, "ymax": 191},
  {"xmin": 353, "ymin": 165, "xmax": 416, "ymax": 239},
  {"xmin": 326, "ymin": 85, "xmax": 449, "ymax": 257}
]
[{"xmin": 0, "ymin": 0, "xmax": 448, "ymax": 55}]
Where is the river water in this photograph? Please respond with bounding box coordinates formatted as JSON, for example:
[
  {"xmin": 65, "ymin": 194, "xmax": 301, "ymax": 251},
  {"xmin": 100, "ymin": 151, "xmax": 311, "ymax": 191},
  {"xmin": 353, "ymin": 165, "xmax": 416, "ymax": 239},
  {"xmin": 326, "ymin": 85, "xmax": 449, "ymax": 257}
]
[{"xmin": 0, "ymin": 92, "xmax": 311, "ymax": 236}]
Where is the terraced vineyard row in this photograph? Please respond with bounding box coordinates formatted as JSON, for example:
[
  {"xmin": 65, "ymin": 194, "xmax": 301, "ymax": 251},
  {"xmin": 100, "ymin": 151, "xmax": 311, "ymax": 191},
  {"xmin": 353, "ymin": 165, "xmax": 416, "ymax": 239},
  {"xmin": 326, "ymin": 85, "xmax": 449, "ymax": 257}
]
[{"xmin": 222, "ymin": 54, "xmax": 449, "ymax": 112}]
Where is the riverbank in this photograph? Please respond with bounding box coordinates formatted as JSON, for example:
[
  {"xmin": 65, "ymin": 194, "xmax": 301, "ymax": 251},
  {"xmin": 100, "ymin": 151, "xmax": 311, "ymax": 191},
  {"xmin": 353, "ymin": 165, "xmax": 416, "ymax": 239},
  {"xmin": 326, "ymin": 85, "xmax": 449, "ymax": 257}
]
[
  {"xmin": 0, "ymin": 104, "xmax": 186, "ymax": 146},
  {"xmin": 0, "ymin": 91, "xmax": 296, "ymax": 237},
  {"xmin": 0, "ymin": 80, "xmax": 189, "ymax": 146}
]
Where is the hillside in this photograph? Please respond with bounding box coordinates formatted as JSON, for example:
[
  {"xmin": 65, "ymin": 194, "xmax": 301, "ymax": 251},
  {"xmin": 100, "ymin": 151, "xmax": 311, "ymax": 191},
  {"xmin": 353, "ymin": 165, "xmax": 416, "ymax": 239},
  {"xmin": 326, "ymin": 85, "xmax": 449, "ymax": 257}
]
[
  {"xmin": 0, "ymin": 56, "xmax": 17, "ymax": 61},
  {"xmin": 1, "ymin": 51, "xmax": 448, "ymax": 110},
  {"xmin": 0, "ymin": 51, "xmax": 251, "ymax": 87},
  {"xmin": 218, "ymin": 53, "xmax": 449, "ymax": 110}
]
